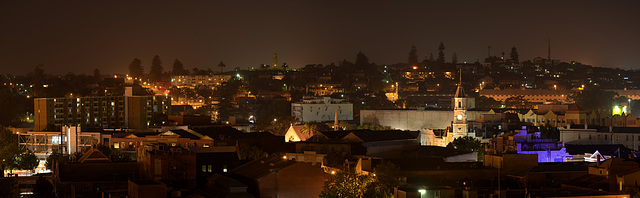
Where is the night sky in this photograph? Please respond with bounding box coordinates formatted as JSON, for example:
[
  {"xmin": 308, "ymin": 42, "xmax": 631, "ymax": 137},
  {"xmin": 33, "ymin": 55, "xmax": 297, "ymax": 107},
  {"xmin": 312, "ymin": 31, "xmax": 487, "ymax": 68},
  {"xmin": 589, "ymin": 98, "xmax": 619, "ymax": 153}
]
[{"xmin": 1, "ymin": 1, "xmax": 639, "ymax": 75}]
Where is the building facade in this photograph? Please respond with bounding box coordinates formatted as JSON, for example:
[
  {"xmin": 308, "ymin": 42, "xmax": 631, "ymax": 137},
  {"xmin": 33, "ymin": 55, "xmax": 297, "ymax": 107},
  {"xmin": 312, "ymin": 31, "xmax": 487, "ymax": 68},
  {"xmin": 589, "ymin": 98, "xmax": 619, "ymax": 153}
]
[
  {"xmin": 34, "ymin": 95, "xmax": 170, "ymax": 131},
  {"xmin": 170, "ymin": 74, "xmax": 232, "ymax": 88},
  {"xmin": 291, "ymin": 97, "xmax": 353, "ymax": 122}
]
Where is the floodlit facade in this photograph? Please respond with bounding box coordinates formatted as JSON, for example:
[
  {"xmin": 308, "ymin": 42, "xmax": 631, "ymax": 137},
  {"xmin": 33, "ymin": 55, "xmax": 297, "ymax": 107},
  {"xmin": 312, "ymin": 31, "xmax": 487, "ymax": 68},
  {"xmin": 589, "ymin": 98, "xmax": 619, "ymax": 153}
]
[
  {"xmin": 291, "ymin": 97, "xmax": 353, "ymax": 122},
  {"xmin": 171, "ymin": 74, "xmax": 232, "ymax": 88},
  {"xmin": 34, "ymin": 95, "xmax": 170, "ymax": 131}
]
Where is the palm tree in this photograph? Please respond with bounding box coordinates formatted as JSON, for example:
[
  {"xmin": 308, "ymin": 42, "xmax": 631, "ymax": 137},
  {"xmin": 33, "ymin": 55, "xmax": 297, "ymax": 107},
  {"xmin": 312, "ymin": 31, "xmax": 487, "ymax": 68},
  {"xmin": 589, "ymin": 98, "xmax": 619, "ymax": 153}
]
[{"xmin": 300, "ymin": 122, "xmax": 319, "ymax": 134}]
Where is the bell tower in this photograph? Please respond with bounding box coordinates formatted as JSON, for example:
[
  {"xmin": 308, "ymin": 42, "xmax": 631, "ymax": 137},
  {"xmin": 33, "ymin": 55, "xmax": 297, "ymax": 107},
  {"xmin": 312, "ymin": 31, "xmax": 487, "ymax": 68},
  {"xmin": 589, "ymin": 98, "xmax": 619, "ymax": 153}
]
[{"xmin": 452, "ymin": 71, "xmax": 474, "ymax": 139}]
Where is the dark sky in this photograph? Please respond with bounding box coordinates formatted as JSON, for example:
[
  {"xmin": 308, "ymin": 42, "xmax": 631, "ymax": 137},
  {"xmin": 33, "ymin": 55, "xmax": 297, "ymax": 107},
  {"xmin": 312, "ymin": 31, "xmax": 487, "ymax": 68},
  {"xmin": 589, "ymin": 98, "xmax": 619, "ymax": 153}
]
[{"xmin": 1, "ymin": 1, "xmax": 639, "ymax": 75}]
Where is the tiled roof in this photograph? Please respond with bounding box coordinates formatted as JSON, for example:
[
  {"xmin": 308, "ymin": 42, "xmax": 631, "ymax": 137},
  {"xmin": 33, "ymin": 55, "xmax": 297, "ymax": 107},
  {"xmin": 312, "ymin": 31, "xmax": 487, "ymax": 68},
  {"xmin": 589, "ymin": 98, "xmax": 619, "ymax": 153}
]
[{"xmin": 231, "ymin": 155, "xmax": 296, "ymax": 179}]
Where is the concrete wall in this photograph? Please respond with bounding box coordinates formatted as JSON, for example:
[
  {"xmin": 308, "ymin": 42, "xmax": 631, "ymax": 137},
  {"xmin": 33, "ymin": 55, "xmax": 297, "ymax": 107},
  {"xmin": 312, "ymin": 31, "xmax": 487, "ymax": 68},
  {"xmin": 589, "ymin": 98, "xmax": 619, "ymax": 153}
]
[{"xmin": 360, "ymin": 110, "xmax": 486, "ymax": 131}]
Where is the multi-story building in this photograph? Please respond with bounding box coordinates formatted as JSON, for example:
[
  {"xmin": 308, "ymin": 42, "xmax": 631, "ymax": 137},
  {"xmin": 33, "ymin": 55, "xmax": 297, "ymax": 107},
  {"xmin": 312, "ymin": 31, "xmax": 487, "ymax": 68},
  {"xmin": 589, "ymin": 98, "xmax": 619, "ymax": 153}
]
[
  {"xmin": 480, "ymin": 89, "xmax": 571, "ymax": 103},
  {"xmin": 34, "ymin": 94, "xmax": 170, "ymax": 131},
  {"xmin": 291, "ymin": 97, "xmax": 353, "ymax": 122},
  {"xmin": 170, "ymin": 74, "xmax": 232, "ymax": 88},
  {"xmin": 481, "ymin": 88, "xmax": 640, "ymax": 103}
]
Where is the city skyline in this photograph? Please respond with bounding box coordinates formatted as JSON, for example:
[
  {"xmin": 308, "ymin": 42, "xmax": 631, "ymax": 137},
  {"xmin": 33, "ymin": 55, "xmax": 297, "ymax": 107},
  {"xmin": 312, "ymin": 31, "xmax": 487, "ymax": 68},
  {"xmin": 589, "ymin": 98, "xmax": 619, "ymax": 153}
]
[{"xmin": 1, "ymin": 1, "xmax": 639, "ymax": 75}]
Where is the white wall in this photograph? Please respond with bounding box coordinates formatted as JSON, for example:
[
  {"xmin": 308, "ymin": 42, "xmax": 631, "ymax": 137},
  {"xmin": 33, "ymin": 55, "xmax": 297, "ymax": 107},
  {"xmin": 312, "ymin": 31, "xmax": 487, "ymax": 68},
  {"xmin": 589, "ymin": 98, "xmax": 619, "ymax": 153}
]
[
  {"xmin": 360, "ymin": 110, "xmax": 486, "ymax": 131},
  {"xmin": 292, "ymin": 103, "xmax": 353, "ymax": 122}
]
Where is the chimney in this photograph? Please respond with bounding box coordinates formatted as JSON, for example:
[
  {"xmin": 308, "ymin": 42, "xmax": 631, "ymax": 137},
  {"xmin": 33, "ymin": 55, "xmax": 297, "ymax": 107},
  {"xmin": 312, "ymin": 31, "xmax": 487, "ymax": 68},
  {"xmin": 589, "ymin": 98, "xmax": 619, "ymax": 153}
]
[
  {"xmin": 597, "ymin": 154, "xmax": 601, "ymax": 166},
  {"xmin": 584, "ymin": 124, "xmax": 588, "ymax": 129}
]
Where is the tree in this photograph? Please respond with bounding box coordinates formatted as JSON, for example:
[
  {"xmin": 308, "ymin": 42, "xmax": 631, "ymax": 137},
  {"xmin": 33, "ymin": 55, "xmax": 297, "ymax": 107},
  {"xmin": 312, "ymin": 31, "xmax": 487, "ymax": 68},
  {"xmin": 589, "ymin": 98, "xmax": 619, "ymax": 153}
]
[
  {"xmin": 270, "ymin": 116, "xmax": 299, "ymax": 136},
  {"xmin": 372, "ymin": 161, "xmax": 400, "ymax": 191},
  {"xmin": 128, "ymin": 58, "xmax": 144, "ymax": 78},
  {"xmin": 510, "ymin": 47, "xmax": 519, "ymax": 63},
  {"xmin": 150, "ymin": 55, "xmax": 163, "ymax": 82},
  {"xmin": 437, "ymin": 42, "xmax": 446, "ymax": 64},
  {"xmin": 320, "ymin": 169, "xmax": 394, "ymax": 198},
  {"xmin": 172, "ymin": 59, "xmax": 188, "ymax": 75},
  {"xmin": 0, "ymin": 127, "xmax": 39, "ymax": 172},
  {"xmin": 93, "ymin": 68, "xmax": 103, "ymax": 82},
  {"xmin": 355, "ymin": 51, "xmax": 370, "ymax": 70},
  {"xmin": 218, "ymin": 61, "xmax": 226, "ymax": 73},
  {"xmin": 408, "ymin": 45, "xmax": 418, "ymax": 66},
  {"xmin": 452, "ymin": 52, "xmax": 458, "ymax": 65},
  {"xmin": 282, "ymin": 62, "xmax": 289, "ymax": 70},
  {"xmin": 569, "ymin": 89, "xmax": 618, "ymax": 112},
  {"xmin": 476, "ymin": 96, "xmax": 502, "ymax": 109},
  {"xmin": 504, "ymin": 95, "xmax": 533, "ymax": 109},
  {"xmin": 301, "ymin": 121, "xmax": 319, "ymax": 134},
  {"xmin": 447, "ymin": 136, "xmax": 482, "ymax": 152},
  {"xmin": 237, "ymin": 144, "xmax": 263, "ymax": 160},
  {"xmin": 44, "ymin": 149, "xmax": 70, "ymax": 170},
  {"xmin": 447, "ymin": 136, "xmax": 484, "ymax": 160},
  {"xmin": 320, "ymin": 170, "xmax": 373, "ymax": 198}
]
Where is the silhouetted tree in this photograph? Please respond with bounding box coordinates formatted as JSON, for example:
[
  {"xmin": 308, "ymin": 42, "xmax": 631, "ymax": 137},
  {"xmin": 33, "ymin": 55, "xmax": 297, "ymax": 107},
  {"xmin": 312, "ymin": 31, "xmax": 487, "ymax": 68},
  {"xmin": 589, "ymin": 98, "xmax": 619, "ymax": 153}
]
[
  {"xmin": 569, "ymin": 89, "xmax": 618, "ymax": 112},
  {"xmin": 237, "ymin": 144, "xmax": 263, "ymax": 160},
  {"xmin": 447, "ymin": 136, "xmax": 484, "ymax": 160},
  {"xmin": 437, "ymin": 42, "xmax": 446, "ymax": 63},
  {"xmin": 128, "ymin": 58, "xmax": 144, "ymax": 78},
  {"xmin": 281, "ymin": 62, "xmax": 289, "ymax": 70},
  {"xmin": 355, "ymin": 51, "xmax": 370, "ymax": 69},
  {"xmin": 150, "ymin": 55, "xmax": 163, "ymax": 82},
  {"xmin": 172, "ymin": 59, "xmax": 188, "ymax": 75},
  {"xmin": 510, "ymin": 47, "xmax": 519, "ymax": 63},
  {"xmin": 476, "ymin": 96, "xmax": 502, "ymax": 109},
  {"xmin": 93, "ymin": 68, "xmax": 103, "ymax": 82},
  {"xmin": 372, "ymin": 161, "xmax": 400, "ymax": 194},
  {"xmin": 452, "ymin": 52, "xmax": 458, "ymax": 65},
  {"xmin": 504, "ymin": 95, "xmax": 533, "ymax": 109},
  {"xmin": 408, "ymin": 45, "xmax": 418, "ymax": 66}
]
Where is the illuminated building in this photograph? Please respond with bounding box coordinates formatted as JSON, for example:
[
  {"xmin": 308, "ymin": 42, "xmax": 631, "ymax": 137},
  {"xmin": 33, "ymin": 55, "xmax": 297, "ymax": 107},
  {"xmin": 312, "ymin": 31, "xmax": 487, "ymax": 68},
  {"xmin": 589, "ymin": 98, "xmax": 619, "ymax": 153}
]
[
  {"xmin": 170, "ymin": 74, "xmax": 232, "ymax": 88},
  {"xmin": 291, "ymin": 97, "xmax": 353, "ymax": 122},
  {"xmin": 34, "ymin": 94, "xmax": 170, "ymax": 131}
]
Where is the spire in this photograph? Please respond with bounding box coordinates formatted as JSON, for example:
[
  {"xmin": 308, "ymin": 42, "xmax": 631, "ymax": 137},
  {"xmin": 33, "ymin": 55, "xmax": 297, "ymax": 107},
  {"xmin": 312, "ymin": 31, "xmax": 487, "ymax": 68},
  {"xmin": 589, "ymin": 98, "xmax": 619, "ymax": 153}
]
[
  {"xmin": 547, "ymin": 39, "xmax": 551, "ymax": 61},
  {"xmin": 455, "ymin": 69, "xmax": 465, "ymax": 98},
  {"xmin": 334, "ymin": 109, "xmax": 339, "ymax": 131}
]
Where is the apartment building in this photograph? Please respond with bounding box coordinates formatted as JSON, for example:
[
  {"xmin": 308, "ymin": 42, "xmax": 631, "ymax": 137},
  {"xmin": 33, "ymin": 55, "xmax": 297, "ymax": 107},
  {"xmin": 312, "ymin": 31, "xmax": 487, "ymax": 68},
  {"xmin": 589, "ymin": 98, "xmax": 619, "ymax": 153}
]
[
  {"xmin": 170, "ymin": 74, "xmax": 232, "ymax": 88},
  {"xmin": 34, "ymin": 94, "xmax": 170, "ymax": 131}
]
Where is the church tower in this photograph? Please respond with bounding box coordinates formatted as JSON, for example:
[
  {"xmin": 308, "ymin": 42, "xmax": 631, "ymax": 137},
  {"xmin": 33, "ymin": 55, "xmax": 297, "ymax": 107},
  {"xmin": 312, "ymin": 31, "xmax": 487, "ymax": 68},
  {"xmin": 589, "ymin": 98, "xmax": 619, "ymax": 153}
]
[{"xmin": 452, "ymin": 73, "xmax": 474, "ymax": 139}]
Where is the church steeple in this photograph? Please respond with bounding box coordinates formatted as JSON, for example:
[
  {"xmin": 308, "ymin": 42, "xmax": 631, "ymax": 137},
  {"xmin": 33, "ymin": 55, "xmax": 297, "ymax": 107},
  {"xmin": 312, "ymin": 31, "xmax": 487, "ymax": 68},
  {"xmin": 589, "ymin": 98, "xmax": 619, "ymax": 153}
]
[{"xmin": 455, "ymin": 70, "xmax": 465, "ymax": 98}]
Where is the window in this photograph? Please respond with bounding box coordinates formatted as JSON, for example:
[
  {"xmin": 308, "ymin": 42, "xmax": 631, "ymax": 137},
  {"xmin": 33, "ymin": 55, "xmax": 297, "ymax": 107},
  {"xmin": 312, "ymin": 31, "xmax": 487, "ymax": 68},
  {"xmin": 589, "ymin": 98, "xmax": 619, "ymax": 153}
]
[
  {"xmin": 202, "ymin": 165, "xmax": 207, "ymax": 172},
  {"xmin": 605, "ymin": 135, "xmax": 608, "ymax": 140},
  {"xmin": 207, "ymin": 165, "xmax": 212, "ymax": 173},
  {"xmin": 114, "ymin": 142, "xmax": 120, "ymax": 149}
]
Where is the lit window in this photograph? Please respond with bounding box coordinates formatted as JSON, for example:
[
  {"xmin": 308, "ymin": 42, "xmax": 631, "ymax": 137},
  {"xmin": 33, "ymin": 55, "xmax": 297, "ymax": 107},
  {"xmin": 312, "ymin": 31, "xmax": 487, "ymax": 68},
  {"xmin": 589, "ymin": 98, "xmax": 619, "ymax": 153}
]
[
  {"xmin": 202, "ymin": 165, "xmax": 207, "ymax": 172},
  {"xmin": 114, "ymin": 142, "xmax": 120, "ymax": 149},
  {"xmin": 207, "ymin": 165, "xmax": 212, "ymax": 172}
]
